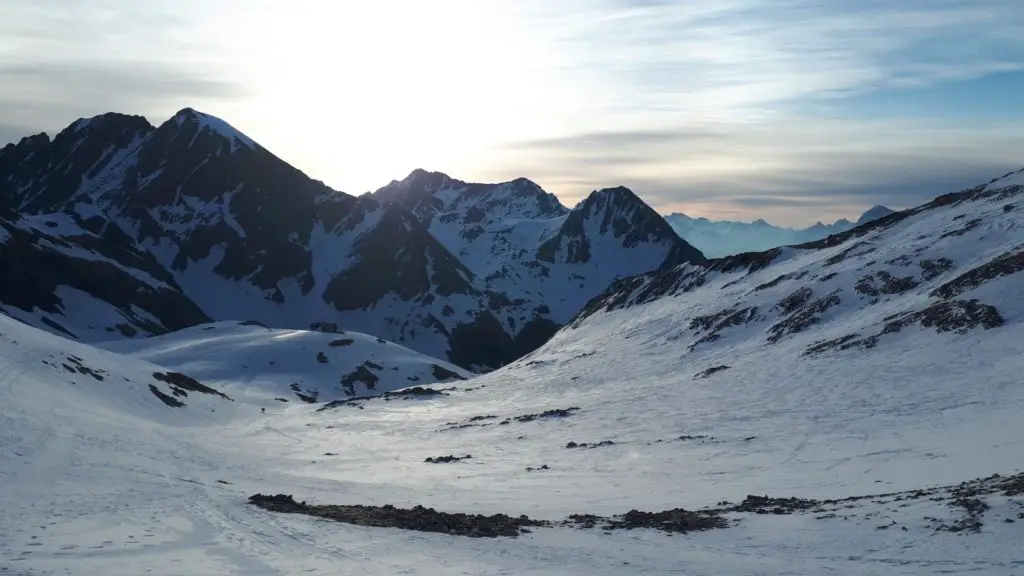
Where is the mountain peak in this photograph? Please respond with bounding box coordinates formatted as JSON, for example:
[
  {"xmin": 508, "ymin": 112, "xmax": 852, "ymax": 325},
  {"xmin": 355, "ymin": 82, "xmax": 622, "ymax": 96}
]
[
  {"xmin": 856, "ymin": 205, "xmax": 895, "ymax": 226},
  {"xmin": 53, "ymin": 112, "xmax": 154, "ymax": 146},
  {"xmin": 165, "ymin": 107, "xmax": 257, "ymax": 150}
]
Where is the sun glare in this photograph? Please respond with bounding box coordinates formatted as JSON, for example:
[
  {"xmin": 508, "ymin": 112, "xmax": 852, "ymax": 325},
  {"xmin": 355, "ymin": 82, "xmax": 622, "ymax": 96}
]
[{"xmin": 183, "ymin": 0, "xmax": 572, "ymax": 193}]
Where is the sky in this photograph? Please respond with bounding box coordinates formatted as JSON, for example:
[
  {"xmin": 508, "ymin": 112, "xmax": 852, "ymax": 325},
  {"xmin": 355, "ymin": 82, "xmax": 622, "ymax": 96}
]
[{"xmin": 2, "ymin": 0, "xmax": 1024, "ymax": 226}]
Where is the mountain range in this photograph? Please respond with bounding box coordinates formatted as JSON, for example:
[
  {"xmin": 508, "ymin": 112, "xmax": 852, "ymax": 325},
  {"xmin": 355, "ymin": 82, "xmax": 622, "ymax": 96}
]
[
  {"xmin": 664, "ymin": 205, "xmax": 896, "ymax": 258},
  {"xmin": 1, "ymin": 137, "xmax": 1022, "ymax": 574},
  {"xmin": 0, "ymin": 108, "xmax": 702, "ymax": 371}
]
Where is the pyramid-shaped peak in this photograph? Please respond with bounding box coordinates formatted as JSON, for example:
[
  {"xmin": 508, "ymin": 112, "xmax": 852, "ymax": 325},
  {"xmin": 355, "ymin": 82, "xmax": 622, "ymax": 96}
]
[
  {"xmin": 856, "ymin": 205, "xmax": 895, "ymax": 225},
  {"xmin": 167, "ymin": 107, "xmax": 257, "ymax": 150},
  {"xmin": 578, "ymin": 185, "xmax": 644, "ymax": 210}
]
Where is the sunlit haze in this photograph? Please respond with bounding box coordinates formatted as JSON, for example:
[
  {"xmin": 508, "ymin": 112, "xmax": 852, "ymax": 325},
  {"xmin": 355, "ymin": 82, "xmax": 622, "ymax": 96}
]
[{"xmin": 3, "ymin": 0, "xmax": 1024, "ymax": 226}]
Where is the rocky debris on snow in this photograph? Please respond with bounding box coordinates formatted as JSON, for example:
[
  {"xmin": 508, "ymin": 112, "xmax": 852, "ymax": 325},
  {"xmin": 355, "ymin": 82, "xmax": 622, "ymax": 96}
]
[
  {"xmin": 752, "ymin": 271, "xmax": 809, "ymax": 292},
  {"xmin": 804, "ymin": 298, "xmax": 1003, "ymax": 356},
  {"xmin": 340, "ymin": 363, "xmax": 380, "ymax": 395},
  {"xmin": 678, "ymin": 434, "xmax": 716, "ymax": 442},
  {"xmin": 732, "ymin": 495, "xmax": 820, "ymax": 515},
  {"xmin": 318, "ymin": 386, "xmax": 451, "ymax": 410},
  {"xmin": 885, "ymin": 255, "xmax": 914, "ymax": 267},
  {"xmin": 645, "ymin": 434, "xmax": 737, "ymax": 446},
  {"xmin": 804, "ymin": 333, "xmax": 871, "ymax": 356},
  {"xmin": 62, "ymin": 354, "xmax": 107, "ymax": 381},
  {"xmin": 939, "ymin": 218, "xmax": 983, "ymax": 239},
  {"xmin": 919, "ymin": 258, "xmax": 955, "ymax": 280},
  {"xmin": 774, "ymin": 287, "xmax": 814, "ymax": 315},
  {"xmin": 247, "ymin": 493, "xmax": 546, "ymax": 538},
  {"xmin": 328, "ymin": 338, "xmax": 354, "ymax": 347},
  {"xmin": 425, "ymin": 454, "xmax": 473, "ymax": 463},
  {"xmin": 767, "ymin": 290, "xmax": 841, "ymax": 344},
  {"xmin": 930, "ymin": 248, "xmax": 1024, "ymax": 299},
  {"xmin": 525, "ymin": 465, "xmax": 550, "ymax": 472},
  {"xmin": 431, "ymin": 364, "xmax": 466, "ymax": 381},
  {"xmin": 274, "ymin": 397, "xmax": 289, "ymax": 402},
  {"xmin": 508, "ymin": 407, "xmax": 579, "ymax": 423},
  {"xmin": 884, "ymin": 299, "xmax": 1004, "ymax": 334},
  {"xmin": 316, "ymin": 351, "xmax": 329, "ymax": 363},
  {"xmin": 148, "ymin": 384, "xmax": 185, "ymax": 408},
  {"xmin": 929, "ymin": 473, "xmax": 1024, "ymax": 533},
  {"xmin": 250, "ymin": 471, "xmax": 1024, "ymax": 540},
  {"xmin": 309, "ymin": 322, "xmax": 341, "ymax": 333},
  {"xmin": 153, "ymin": 371, "xmax": 231, "ymax": 400},
  {"xmin": 566, "ymin": 508, "xmax": 728, "ymax": 534},
  {"xmin": 565, "ymin": 440, "xmax": 615, "ymax": 449},
  {"xmin": 854, "ymin": 271, "xmax": 919, "ymax": 300},
  {"xmin": 687, "ymin": 306, "xmax": 759, "ymax": 350},
  {"xmin": 694, "ymin": 365, "xmax": 730, "ymax": 379},
  {"xmin": 824, "ymin": 241, "xmax": 875, "ymax": 266},
  {"xmin": 290, "ymin": 382, "xmax": 319, "ymax": 403},
  {"xmin": 238, "ymin": 320, "xmax": 269, "ymax": 328},
  {"xmin": 439, "ymin": 407, "xmax": 580, "ymax": 431}
]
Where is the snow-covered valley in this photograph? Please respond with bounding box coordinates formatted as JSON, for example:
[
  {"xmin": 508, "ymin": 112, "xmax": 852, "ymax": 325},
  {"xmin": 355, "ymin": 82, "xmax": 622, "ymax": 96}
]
[{"xmin": 2, "ymin": 169, "xmax": 1023, "ymax": 575}]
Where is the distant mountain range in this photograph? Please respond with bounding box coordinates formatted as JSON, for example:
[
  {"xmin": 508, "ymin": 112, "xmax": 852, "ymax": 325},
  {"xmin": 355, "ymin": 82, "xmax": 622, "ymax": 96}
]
[
  {"xmin": 665, "ymin": 205, "xmax": 895, "ymax": 258},
  {"xmin": 0, "ymin": 108, "xmax": 703, "ymax": 371}
]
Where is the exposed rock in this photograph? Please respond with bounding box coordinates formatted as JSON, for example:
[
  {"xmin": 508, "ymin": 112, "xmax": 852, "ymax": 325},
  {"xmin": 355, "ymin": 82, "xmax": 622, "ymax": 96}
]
[
  {"xmin": 688, "ymin": 306, "xmax": 759, "ymax": 350},
  {"xmin": 340, "ymin": 364, "xmax": 380, "ymax": 395},
  {"xmin": 309, "ymin": 322, "xmax": 340, "ymax": 333},
  {"xmin": 919, "ymin": 258, "xmax": 955, "ymax": 281},
  {"xmin": 774, "ymin": 287, "xmax": 814, "ymax": 315},
  {"xmin": 425, "ymin": 454, "xmax": 473, "ymax": 463},
  {"xmin": 149, "ymin": 384, "xmax": 185, "ymax": 408},
  {"xmin": 938, "ymin": 218, "xmax": 983, "ymax": 239},
  {"xmin": 248, "ymin": 493, "xmax": 545, "ymax": 538},
  {"xmin": 767, "ymin": 291, "xmax": 841, "ymax": 344},
  {"xmin": 565, "ymin": 440, "xmax": 615, "ymax": 449},
  {"xmin": 694, "ymin": 365, "xmax": 730, "ymax": 379},
  {"xmin": 289, "ymin": 382, "xmax": 319, "ymax": 403},
  {"xmin": 431, "ymin": 364, "xmax": 466, "ymax": 381},
  {"xmin": 805, "ymin": 299, "xmax": 1002, "ymax": 356},
  {"xmin": 153, "ymin": 371, "xmax": 231, "ymax": 400},
  {"xmin": 882, "ymin": 299, "xmax": 1003, "ymax": 335},
  {"xmin": 854, "ymin": 271, "xmax": 919, "ymax": 299},
  {"xmin": 930, "ymin": 249, "xmax": 1024, "ymax": 299}
]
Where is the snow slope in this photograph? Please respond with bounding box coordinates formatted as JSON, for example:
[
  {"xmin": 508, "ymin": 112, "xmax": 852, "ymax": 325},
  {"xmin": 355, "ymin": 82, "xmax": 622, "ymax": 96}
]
[
  {"xmin": 101, "ymin": 321, "xmax": 472, "ymax": 403},
  {"xmin": 1, "ymin": 174, "xmax": 1023, "ymax": 575}
]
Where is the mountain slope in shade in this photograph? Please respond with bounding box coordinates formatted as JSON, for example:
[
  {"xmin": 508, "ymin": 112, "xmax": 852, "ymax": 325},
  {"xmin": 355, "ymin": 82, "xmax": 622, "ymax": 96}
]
[
  {"xmin": 0, "ymin": 203, "xmax": 211, "ymax": 340},
  {"xmin": 374, "ymin": 171, "xmax": 704, "ymax": 323},
  {"xmin": 1, "ymin": 171, "xmax": 1021, "ymax": 575},
  {"xmin": 0, "ymin": 109, "xmax": 695, "ymax": 370},
  {"xmin": 665, "ymin": 204, "xmax": 895, "ymax": 258}
]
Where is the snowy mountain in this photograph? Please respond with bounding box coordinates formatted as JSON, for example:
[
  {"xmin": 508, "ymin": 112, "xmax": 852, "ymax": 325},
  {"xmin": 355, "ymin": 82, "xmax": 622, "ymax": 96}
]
[
  {"xmin": 0, "ymin": 109, "xmax": 701, "ymax": 370},
  {"xmin": 666, "ymin": 205, "xmax": 895, "ymax": 258},
  {"xmin": 101, "ymin": 321, "xmax": 472, "ymax": 402},
  {"xmin": 0, "ymin": 168, "xmax": 1021, "ymax": 574},
  {"xmin": 373, "ymin": 170, "xmax": 703, "ymax": 324}
]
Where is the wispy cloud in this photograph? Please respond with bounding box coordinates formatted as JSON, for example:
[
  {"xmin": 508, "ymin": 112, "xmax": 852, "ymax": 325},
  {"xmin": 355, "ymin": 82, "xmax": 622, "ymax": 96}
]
[
  {"xmin": 1, "ymin": 0, "xmax": 1022, "ymax": 226},
  {"xmin": 0, "ymin": 1, "xmax": 241, "ymax": 133}
]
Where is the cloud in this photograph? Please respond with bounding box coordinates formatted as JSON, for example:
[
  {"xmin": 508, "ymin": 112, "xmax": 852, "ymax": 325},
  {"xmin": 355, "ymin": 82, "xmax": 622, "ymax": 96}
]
[
  {"xmin": 0, "ymin": 1, "xmax": 242, "ymax": 140},
  {"xmin": 2, "ymin": 0, "xmax": 1022, "ymax": 227},
  {"xmin": 486, "ymin": 116, "xmax": 1024, "ymax": 225}
]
